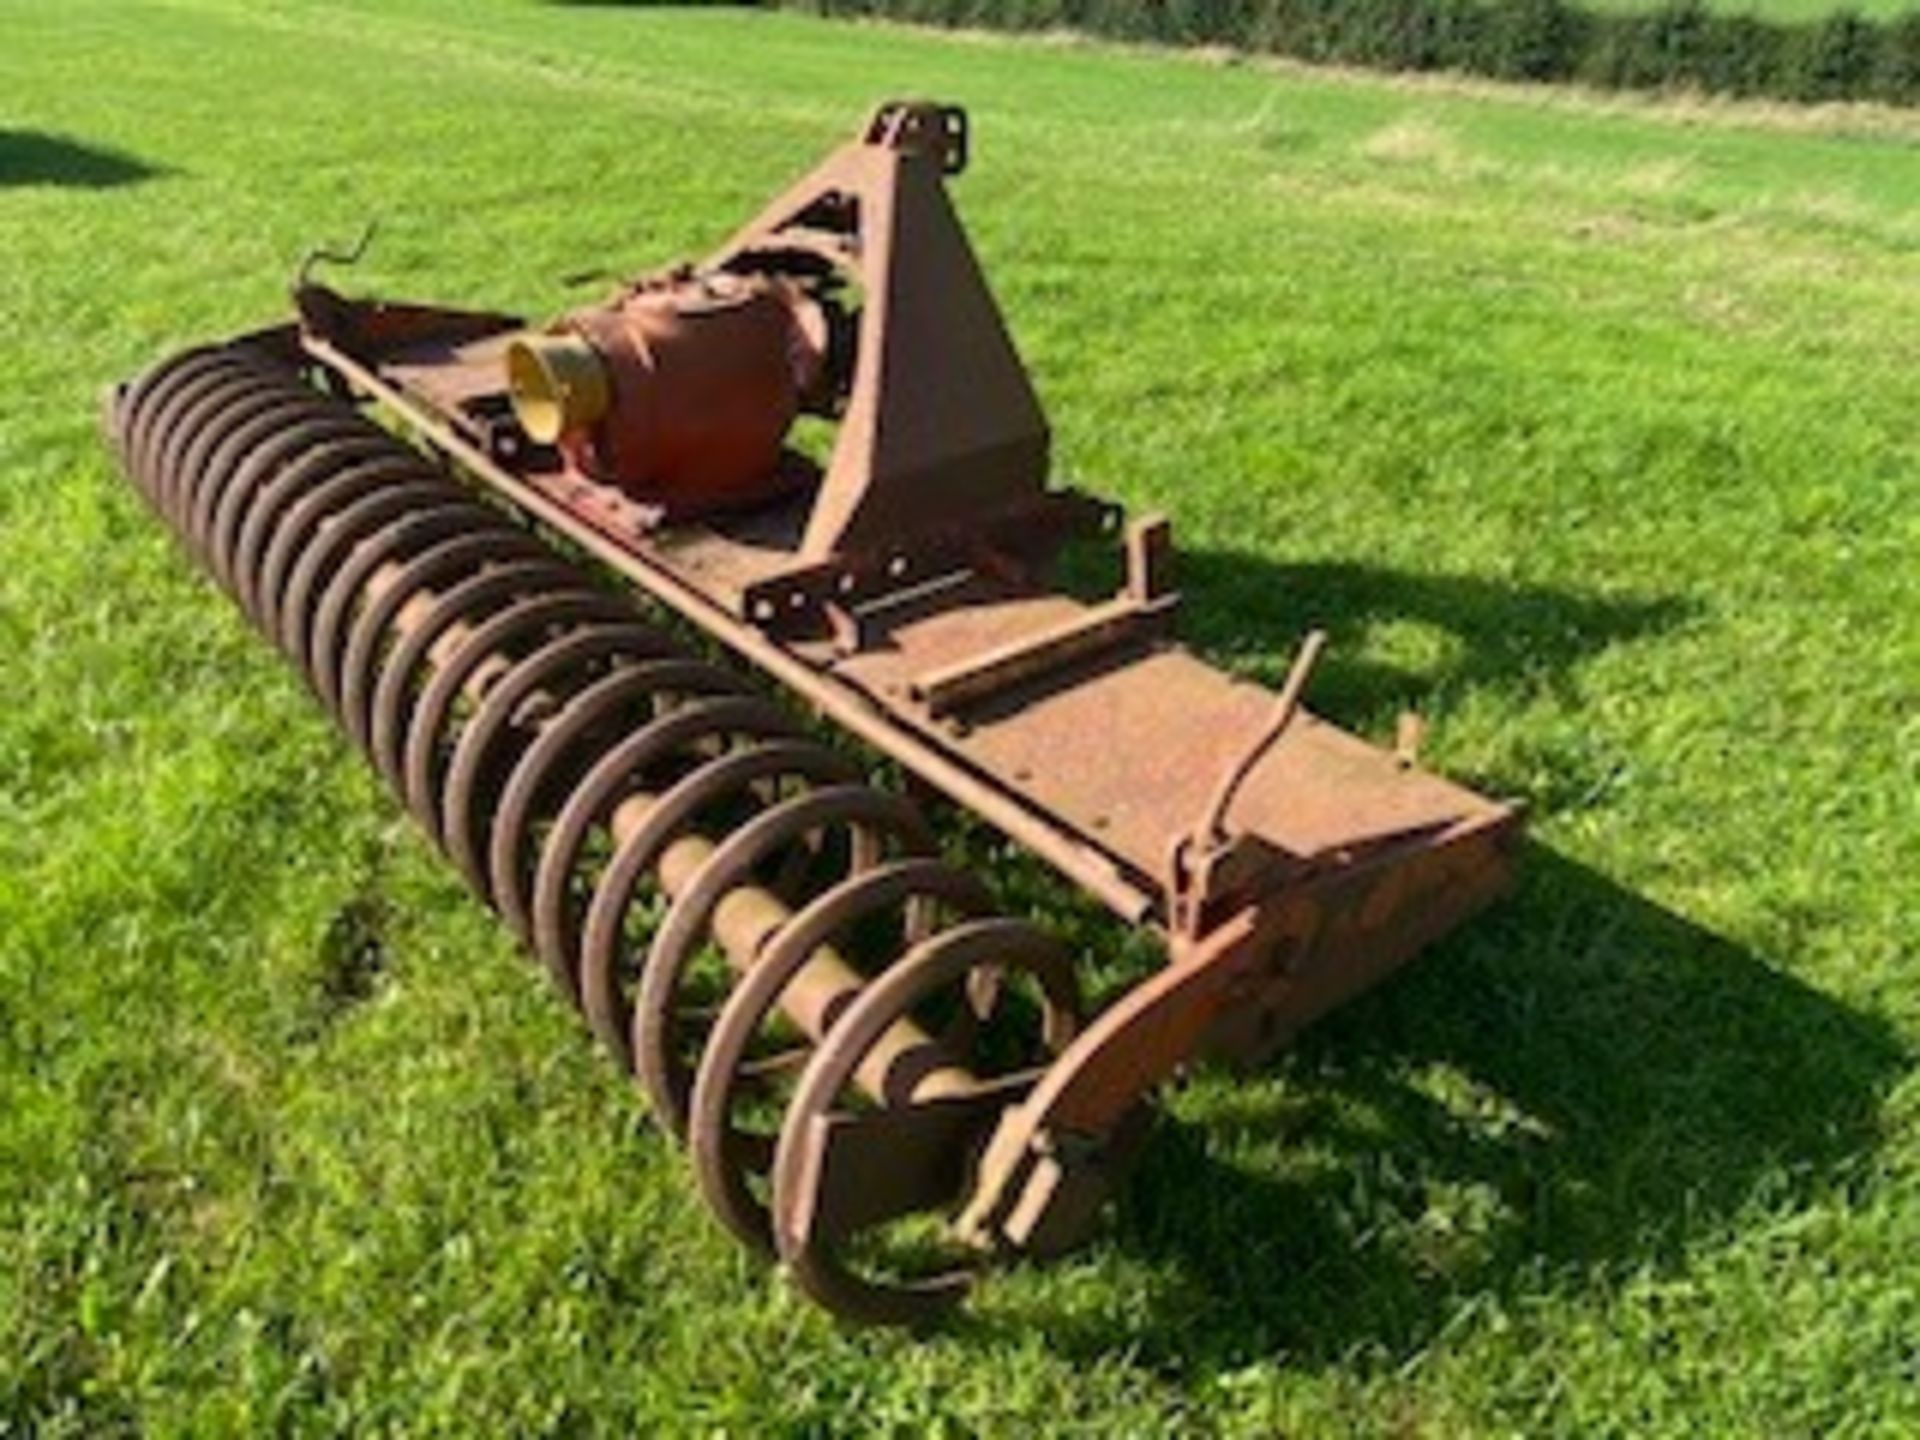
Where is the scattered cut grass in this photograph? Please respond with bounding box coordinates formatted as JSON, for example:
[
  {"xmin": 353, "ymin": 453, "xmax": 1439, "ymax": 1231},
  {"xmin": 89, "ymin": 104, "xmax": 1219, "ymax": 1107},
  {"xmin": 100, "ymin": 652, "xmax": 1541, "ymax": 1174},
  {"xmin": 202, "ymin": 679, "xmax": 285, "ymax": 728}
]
[{"xmin": 2, "ymin": 1, "xmax": 1916, "ymax": 1433}]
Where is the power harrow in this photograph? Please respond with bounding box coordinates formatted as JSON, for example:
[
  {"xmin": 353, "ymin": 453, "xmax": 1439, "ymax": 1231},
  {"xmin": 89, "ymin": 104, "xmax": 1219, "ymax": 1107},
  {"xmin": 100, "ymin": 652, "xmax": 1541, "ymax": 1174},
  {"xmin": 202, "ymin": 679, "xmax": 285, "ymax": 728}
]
[{"xmin": 107, "ymin": 103, "xmax": 1520, "ymax": 1326}]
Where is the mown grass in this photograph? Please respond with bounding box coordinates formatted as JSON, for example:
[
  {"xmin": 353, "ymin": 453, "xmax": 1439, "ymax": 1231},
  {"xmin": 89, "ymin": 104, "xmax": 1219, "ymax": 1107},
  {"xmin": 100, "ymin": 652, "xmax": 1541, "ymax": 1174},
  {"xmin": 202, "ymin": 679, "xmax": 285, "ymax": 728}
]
[
  {"xmin": 1591, "ymin": 0, "xmax": 1915, "ymax": 18},
  {"xmin": 2, "ymin": 0, "xmax": 1917, "ymax": 1433}
]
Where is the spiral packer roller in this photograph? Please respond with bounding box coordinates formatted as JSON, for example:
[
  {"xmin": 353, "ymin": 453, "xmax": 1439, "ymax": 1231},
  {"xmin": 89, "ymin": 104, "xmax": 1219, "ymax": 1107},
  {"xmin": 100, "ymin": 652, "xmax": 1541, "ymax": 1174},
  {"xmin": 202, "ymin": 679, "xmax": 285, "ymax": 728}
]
[{"xmin": 106, "ymin": 102, "xmax": 1521, "ymax": 1327}]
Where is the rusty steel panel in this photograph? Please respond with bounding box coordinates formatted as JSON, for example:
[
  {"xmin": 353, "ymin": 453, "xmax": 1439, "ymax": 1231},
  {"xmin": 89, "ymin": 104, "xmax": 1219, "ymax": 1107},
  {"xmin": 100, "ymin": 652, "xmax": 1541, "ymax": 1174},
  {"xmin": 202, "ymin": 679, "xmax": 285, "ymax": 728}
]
[{"xmin": 808, "ymin": 579, "xmax": 1501, "ymax": 889}]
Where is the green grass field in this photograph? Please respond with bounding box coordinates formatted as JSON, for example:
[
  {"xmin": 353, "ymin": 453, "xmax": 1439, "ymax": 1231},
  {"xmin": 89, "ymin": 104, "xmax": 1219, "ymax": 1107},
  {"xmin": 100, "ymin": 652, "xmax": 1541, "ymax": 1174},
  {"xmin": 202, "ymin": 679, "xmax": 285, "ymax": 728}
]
[
  {"xmin": 4, "ymin": 0, "xmax": 1918, "ymax": 1433},
  {"xmin": 1592, "ymin": 0, "xmax": 1916, "ymax": 19}
]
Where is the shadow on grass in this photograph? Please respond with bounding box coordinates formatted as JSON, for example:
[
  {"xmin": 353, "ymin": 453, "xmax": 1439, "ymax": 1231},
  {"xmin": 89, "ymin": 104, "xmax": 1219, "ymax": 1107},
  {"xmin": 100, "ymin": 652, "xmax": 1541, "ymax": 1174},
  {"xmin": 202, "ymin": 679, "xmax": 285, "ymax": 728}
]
[
  {"xmin": 968, "ymin": 554, "xmax": 1898, "ymax": 1369},
  {"xmin": 1173, "ymin": 547, "xmax": 1695, "ymax": 732},
  {"xmin": 999, "ymin": 844, "xmax": 1904, "ymax": 1373},
  {"xmin": 0, "ymin": 130, "xmax": 160, "ymax": 189}
]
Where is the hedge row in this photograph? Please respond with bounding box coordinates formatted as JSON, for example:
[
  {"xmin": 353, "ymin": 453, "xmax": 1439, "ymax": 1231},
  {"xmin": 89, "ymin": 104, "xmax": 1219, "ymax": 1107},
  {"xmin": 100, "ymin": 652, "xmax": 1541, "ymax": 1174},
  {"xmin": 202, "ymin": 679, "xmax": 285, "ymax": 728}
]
[{"xmin": 784, "ymin": 0, "xmax": 1920, "ymax": 106}]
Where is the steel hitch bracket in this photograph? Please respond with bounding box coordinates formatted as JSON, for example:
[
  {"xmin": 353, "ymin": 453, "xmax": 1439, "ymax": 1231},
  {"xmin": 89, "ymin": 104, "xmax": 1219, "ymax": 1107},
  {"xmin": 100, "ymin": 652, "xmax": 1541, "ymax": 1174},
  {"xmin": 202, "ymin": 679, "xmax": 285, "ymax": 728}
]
[{"xmin": 106, "ymin": 100, "xmax": 1520, "ymax": 1328}]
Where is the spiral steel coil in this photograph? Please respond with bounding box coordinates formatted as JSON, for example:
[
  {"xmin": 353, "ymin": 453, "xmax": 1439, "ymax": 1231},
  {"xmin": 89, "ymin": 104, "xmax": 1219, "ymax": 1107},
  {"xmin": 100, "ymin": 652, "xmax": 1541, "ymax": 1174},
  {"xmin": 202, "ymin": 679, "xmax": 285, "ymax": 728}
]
[{"xmin": 111, "ymin": 339, "xmax": 1083, "ymax": 1325}]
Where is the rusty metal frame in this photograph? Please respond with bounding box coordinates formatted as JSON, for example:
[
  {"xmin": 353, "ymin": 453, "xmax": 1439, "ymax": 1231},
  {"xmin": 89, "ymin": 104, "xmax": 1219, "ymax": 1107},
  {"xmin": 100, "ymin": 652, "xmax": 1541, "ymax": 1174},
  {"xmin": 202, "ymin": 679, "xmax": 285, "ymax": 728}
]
[
  {"xmin": 305, "ymin": 330, "xmax": 1168, "ymax": 924},
  {"xmin": 116, "ymin": 100, "xmax": 1523, "ymax": 1327}
]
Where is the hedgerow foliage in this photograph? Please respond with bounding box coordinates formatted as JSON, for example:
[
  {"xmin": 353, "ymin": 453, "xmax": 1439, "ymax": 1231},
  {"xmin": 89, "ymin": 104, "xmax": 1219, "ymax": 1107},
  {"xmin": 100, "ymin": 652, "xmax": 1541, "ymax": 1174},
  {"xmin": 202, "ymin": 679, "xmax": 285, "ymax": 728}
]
[{"xmin": 786, "ymin": 0, "xmax": 1920, "ymax": 105}]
